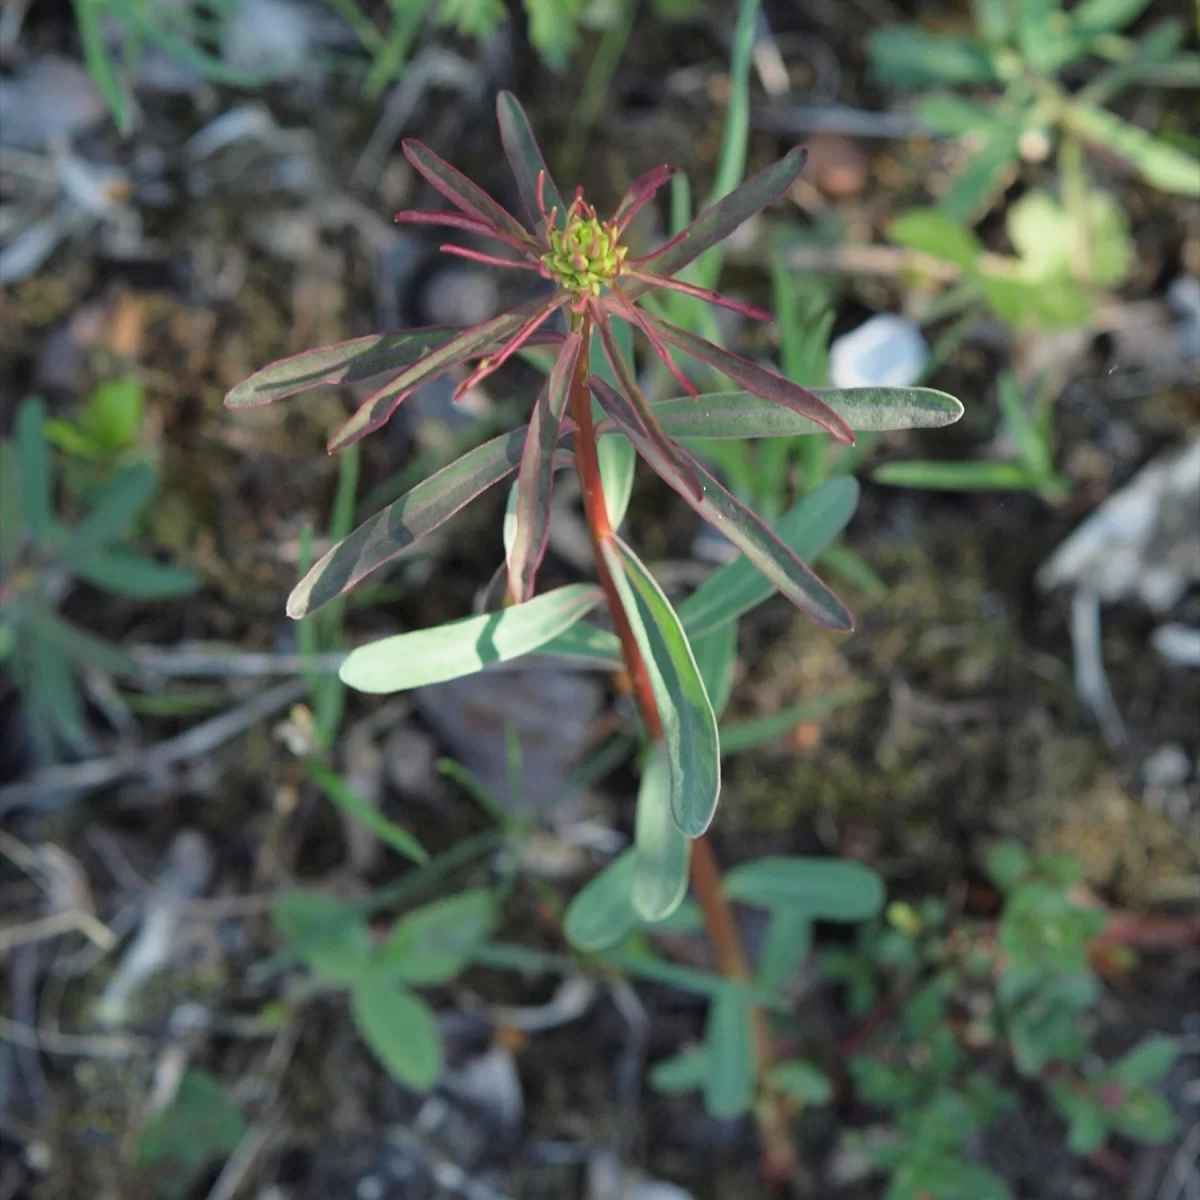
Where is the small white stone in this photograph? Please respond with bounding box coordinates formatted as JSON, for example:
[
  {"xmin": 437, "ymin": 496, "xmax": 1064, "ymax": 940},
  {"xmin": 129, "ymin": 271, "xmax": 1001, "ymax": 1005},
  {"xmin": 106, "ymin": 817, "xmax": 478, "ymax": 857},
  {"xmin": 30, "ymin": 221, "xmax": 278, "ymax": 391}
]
[
  {"xmin": 1143, "ymin": 744, "xmax": 1192, "ymax": 789},
  {"xmin": 829, "ymin": 314, "xmax": 928, "ymax": 389}
]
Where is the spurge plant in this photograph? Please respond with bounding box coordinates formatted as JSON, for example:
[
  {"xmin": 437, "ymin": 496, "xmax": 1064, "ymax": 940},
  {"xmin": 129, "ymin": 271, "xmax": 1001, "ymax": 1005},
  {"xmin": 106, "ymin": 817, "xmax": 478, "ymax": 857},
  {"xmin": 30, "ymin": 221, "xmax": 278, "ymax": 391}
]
[{"xmin": 226, "ymin": 92, "xmax": 964, "ymax": 1176}]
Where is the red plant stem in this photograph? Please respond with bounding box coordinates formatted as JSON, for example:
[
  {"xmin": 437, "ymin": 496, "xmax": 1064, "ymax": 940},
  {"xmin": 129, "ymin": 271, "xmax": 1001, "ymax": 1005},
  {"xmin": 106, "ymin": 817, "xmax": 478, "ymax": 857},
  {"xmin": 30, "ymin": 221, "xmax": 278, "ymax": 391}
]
[{"xmin": 568, "ymin": 314, "xmax": 795, "ymax": 1185}]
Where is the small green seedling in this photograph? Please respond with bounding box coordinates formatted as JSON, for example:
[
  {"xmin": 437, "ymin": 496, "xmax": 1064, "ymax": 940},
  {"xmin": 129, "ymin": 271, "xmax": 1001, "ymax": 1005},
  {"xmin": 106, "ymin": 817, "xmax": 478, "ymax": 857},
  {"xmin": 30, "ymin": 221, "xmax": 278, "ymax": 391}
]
[
  {"xmin": 869, "ymin": 0, "xmax": 1200, "ymax": 219},
  {"xmin": 1, "ymin": 396, "xmax": 198, "ymax": 757}
]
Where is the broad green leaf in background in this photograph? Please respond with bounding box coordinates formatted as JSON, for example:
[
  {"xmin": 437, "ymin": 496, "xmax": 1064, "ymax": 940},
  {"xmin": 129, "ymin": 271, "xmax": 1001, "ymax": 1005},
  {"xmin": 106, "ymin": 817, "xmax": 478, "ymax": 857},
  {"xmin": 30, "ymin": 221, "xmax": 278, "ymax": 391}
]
[
  {"xmin": 26, "ymin": 605, "xmax": 136, "ymax": 676},
  {"xmin": 940, "ymin": 124, "xmax": 1023, "ymax": 221},
  {"xmin": 352, "ymin": 976, "xmax": 443, "ymax": 1089},
  {"xmin": 648, "ymin": 1047, "xmax": 709, "ymax": 1094},
  {"xmin": 979, "ymin": 272, "xmax": 1092, "ymax": 329},
  {"xmin": 272, "ymin": 889, "xmax": 373, "ymax": 985},
  {"xmin": 868, "ymin": 27, "xmax": 999, "ymax": 88},
  {"xmin": 339, "ymin": 583, "xmax": 603, "ymax": 693},
  {"xmin": 704, "ymin": 987, "xmax": 756, "ymax": 1119},
  {"xmin": 646, "ymin": 388, "xmax": 964, "ymax": 439},
  {"xmin": 1066, "ymin": 103, "xmax": 1200, "ymax": 195},
  {"xmin": 15, "ymin": 397, "xmax": 53, "ymax": 540},
  {"xmin": 917, "ymin": 93, "xmax": 998, "ymax": 136},
  {"xmin": 73, "ymin": 547, "xmax": 199, "ymax": 598},
  {"xmin": 889, "ymin": 208, "xmax": 984, "ymax": 272},
  {"xmin": 757, "ymin": 908, "xmax": 813, "ymax": 992},
  {"xmin": 678, "ymin": 476, "xmax": 858, "ymax": 638},
  {"xmin": 1018, "ymin": 0, "xmax": 1089, "ymax": 73},
  {"xmin": 631, "ymin": 746, "xmax": 691, "ymax": 921},
  {"xmin": 563, "ymin": 850, "xmax": 639, "ymax": 951},
  {"xmin": 1070, "ymin": 0, "xmax": 1152, "ymax": 33},
  {"xmin": 971, "ymin": 0, "xmax": 1014, "ymax": 43},
  {"xmin": 1110, "ymin": 1090, "xmax": 1178, "ymax": 1144},
  {"xmin": 27, "ymin": 627, "xmax": 86, "ymax": 743},
  {"xmin": 1049, "ymin": 1081, "xmax": 1109, "ymax": 1153},
  {"xmin": 0, "ymin": 441, "xmax": 21, "ymax": 570},
  {"xmin": 770, "ymin": 1060, "xmax": 833, "ymax": 1105},
  {"xmin": 1108, "ymin": 1036, "xmax": 1180, "ymax": 1089},
  {"xmin": 723, "ymin": 857, "xmax": 885, "ymax": 922},
  {"xmin": 379, "ymin": 889, "xmax": 495, "ymax": 984},
  {"xmin": 602, "ymin": 536, "xmax": 720, "ymax": 837},
  {"xmin": 61, "ymin": 462, "xmax": 156, "ymax": 558},
  {"xmin": 523, "ymin": 0, "xmax": 584, "ymax": 69}
]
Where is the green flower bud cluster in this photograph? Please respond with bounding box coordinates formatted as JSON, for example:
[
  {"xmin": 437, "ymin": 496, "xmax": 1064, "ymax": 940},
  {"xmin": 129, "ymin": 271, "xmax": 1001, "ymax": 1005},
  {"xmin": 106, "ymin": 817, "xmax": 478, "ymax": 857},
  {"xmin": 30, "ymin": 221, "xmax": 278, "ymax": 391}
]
[{"xmin": 542, "ymin": 210, "xmax": 627, "ymax": 298}]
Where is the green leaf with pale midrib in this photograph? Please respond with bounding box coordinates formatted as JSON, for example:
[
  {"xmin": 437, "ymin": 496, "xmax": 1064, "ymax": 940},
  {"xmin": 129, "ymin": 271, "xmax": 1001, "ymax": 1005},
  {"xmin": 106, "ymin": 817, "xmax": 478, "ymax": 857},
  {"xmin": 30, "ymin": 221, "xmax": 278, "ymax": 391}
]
[
  {"xmin": 290, "ymin": 431, "xmax": 530, "ymax": 617},
  {"xmin": 629, "ymin": 387, "xmax": 964, "ymax": 439},
  {"xmin": 339, "ymin": 583, "xmax": 604, "ymax": 694},
  {"xmin": 602, "ymin": 536, "xmax": 720, "ymax": 837}
]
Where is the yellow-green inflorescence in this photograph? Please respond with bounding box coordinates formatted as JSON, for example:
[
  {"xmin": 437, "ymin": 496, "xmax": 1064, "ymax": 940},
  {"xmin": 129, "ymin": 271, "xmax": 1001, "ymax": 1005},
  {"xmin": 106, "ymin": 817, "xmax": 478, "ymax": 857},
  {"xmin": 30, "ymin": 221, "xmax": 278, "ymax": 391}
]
[{"xmin": 541, "ymin": 197, "xmax": 627, "ymax": 303}]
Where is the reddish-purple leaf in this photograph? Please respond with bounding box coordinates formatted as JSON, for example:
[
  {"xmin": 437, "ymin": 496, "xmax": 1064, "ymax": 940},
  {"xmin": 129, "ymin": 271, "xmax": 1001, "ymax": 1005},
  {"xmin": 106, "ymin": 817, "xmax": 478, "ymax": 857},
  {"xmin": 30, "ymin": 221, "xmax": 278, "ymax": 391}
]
[
  {"xmin": 602, "ymin": 292, "xmax": 697, "ymax": 400},
  {"xmin": 595, "ymin": 313, "xmax": 703, "ymax": 500},
  {"xmin": 225, "ymin": 327, "xmax": 461, "ymax": 409},
  {"xmin": 612, "ymin": 165, "xmax": 677, "ymax": 233},
  {"xmin": 508, "ymin": 331, "xmax": 582, "ymax": 602},
  {"xmin": 627, "ymin": 147, "xmax": 808, "ymax": 292},
  {"xmin": 589, "ymin": 377, "xmax": 853, "ymax": 632},
  {"xmin": 496, "ymin": 91, "xmax": 566, "ymax": 232},
  {"xmin": 623, "ymin": 269, "xmax": 772, "ymax": 322},
  {"xmin": 326, "ymin": 300, "xmax": 548, "ymax": 452},
  {"xmin": 392, "ymin": 209, "xmax": 535, "ymax": 255},
  {"xmin": 453, "ymin": 296, "xmax": 565, "ymax": 399},
  {"xmin": 641, "ymin": 313, "xmax": 855, "ymax": 445},
  {"xmin": 288, "ymin": 430, "xmax": 530, "ymax": 617},
  {"xmin": 403, "ymin": 139, "xmax": 536, "ymax": 248},
  {"xmin": 439, "ymin": 245, "xmax": 539, "ymax": 271}
]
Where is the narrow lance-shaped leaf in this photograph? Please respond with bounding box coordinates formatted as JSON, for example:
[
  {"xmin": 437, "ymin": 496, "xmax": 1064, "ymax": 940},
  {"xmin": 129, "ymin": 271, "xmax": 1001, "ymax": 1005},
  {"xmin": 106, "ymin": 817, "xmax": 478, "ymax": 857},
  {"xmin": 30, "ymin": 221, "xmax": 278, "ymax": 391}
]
[
  {"xmin": 26, "ymin": 605, "xmax": 137, "ymax": 676},
  {"xmin": 591, "ymin": 377, "xmax": 853, "ymax": 632},
  {"xmin": 612, "ymin": 164, "xmax": 678, "ymax": 233},
  {"xmin": 631, "ymin": 745, "xmax": 691, "ymax": 921},
  {"xmin": 73, "ymin": 547, "xmax": 199, "ymax": 599},
  {"xmin": 61, "ymin": 462, "xmax": 156, "ymax": 560},
  {"xmin": 509, "ymin": 332, "xmax": 581, "ymax": 602},
  {"xmin": 679, "ymin": 477, "xmax": 858, "ymax": 637},
  {"xmin": 290, "ymin": 430, "xmax": 531, "ymax": 617},
  {"xmin": 628, "ymin": 147, "xmax": 808, "ymax": 291},
  {"xmin": 641, "ymin": 313, "xmax": 854, "ymax": 445},
  {"xmin": 643, "ymin": 387, "xmax": 964, "ymax": 438},
  {"xmin": 496, "ymin": 91, "xmax": 566, "ymax": 230},
  {"xmin": 339, "ymin": 583, "xmax": 604, "ymax": 694},
  {"xmin": 600, "ymin": 535, "xmax": 720, "ymax": 837},
  {"xmin": 225, "ymin": 327, "xmax": 461, "ymax": 408},
  {"xmin": 328, "ymin": 298, "xmax": 552, "ymax": 452},
  {"xmin": 722, "ymin": 857, "xmax": 886, "ymax": 921},
  {"xmin": 1066, "ymin": 103, "xmax": 1200, "ymax": 196},
  {"xmin": 704, "ymin": 988, "xmax": 756, "ymax": 1119},
  {"xmin": 15, "ymin": 397, "xmax": 53, "ymax": 540},
  {"xmin": 402, "ymin": 138, "xmax": 536, "ymax": 247},
  {"xmin": 595, "ymin": 314, "xmax": 703, "ymax": 500}
]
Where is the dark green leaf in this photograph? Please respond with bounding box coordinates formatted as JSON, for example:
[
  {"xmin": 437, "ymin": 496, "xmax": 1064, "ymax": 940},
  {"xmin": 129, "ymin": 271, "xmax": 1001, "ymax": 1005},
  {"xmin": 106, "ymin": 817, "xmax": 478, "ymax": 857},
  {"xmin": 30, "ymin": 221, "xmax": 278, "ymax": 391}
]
[
  {"xmin": 1071, "ymin": 0, "xmax": 1151, "ymax": 33},
  {"xmin": 563, "ymin": 850, "xmax": 639, "ymax": 952},
  {"xmin": 723, "ymin": 857, "xmax": 885, "ymax": 921},
  {"xmin": 646, "ymin": 387, "xmax": 964, "ymax": 438},
  {"xmin": 15, "ymin": 397, "xmax": 53, "ymax": 540},
  {"xmin": 352, "ymin": 977, "xmax": 443, "ymax": 1089},
  {"xmin": 27, "ymin": 606, "xmax": 136, "ymax": 676},
  {"xmin": 628, "ymin": 147, "xmax": 808, "ymax": 288},
  {"xmin": 1108, "ymin": 1036, "xmax": 1180, "ymax": 1089},
  {"xmin": 690, "ymin": 622, "xmax": 737, "ymax": 718},
  {"xmin": 378, "ymin": 890, "xmax": 494, "ymax": 984},
  {"xmin": 940, "ymin": 125, "xmax": 1023, "ymax": 221},
  {"xmin": 1110, "ymin": 1090, "xmax": 1177, "ymax": 1144},
  {"xmin": 0, "ymin": 440, "xmax": 23, "ymax": 570},
  {"xmin": 496, "ymin": 90, "xmax": 566, "ymax": 230},
  {"xmin": 225, "ymin": 327, "xmax": 460, "ymax": 408},
  {"xmin": 272, "ymin": 889, "xmax": 373, "ymax": 984},
  {"xmin": 61, "ymin": 463, "xmax": 156, "ymax": 558},
  {"xmin": 603, "ymin": 536, "xmax": 719, "ymax": 836},
  {"xmin": 648, "ymin": 1048, "xmax": 708, "ymax": 1094},
  {"xmin": 704, "ymin": 987, "xmax": 756, "ymax": 1119},
  {"xmin": 757, "ymin": 908, "xmax": 812, "ymax": 991},
  {"xmin": 889, "ymin": 208, "xmax": 983, "ymax": 271},
  {"xmin": 678, "ymin": 477, "xmax": 858, "ymax": 637},
  {"xmin": 918, "ymin": 93, "xmax": 999, "ymax": 135},
  {"xmin": 770, "ymin": 1060, "xmax": 832, "ymax": 1105},
  {"xmin": 73, "ymin": 547, "xmax": 199, "ymax": 598},
  {"xmin": 868, "ymin": 26, "xmax": 999, "ymax": 88}
]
